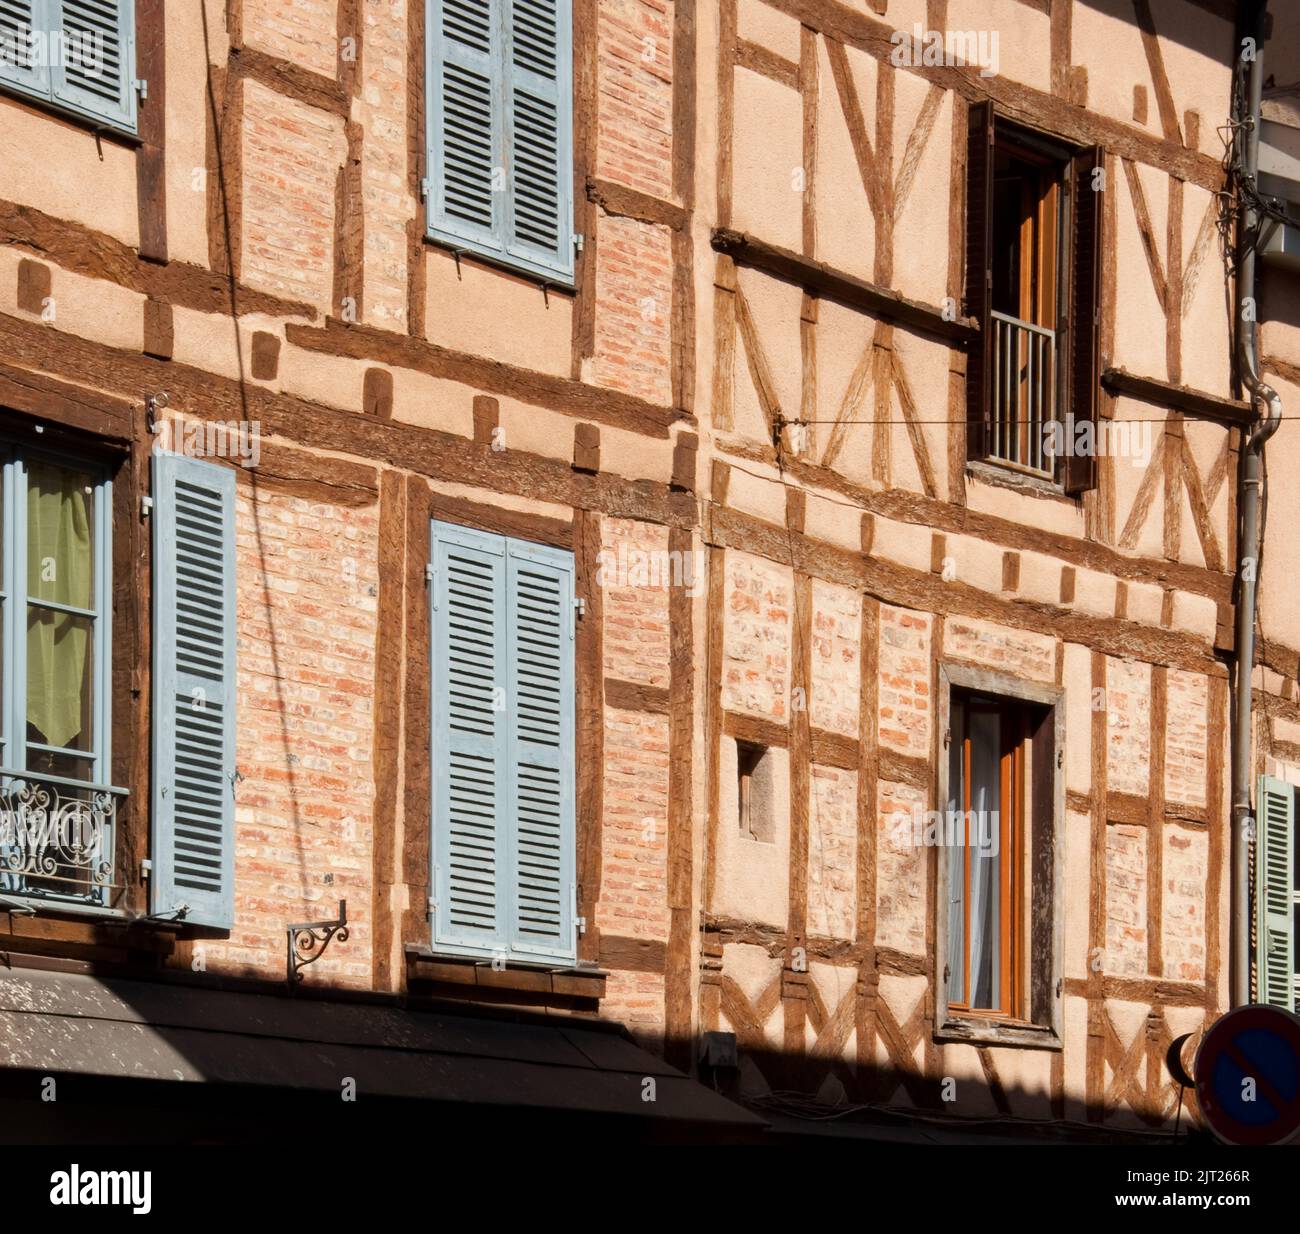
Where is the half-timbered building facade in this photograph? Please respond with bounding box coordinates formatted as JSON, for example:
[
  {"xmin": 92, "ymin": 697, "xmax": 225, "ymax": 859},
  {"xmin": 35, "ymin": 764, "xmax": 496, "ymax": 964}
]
[{"xmin": 0, "ymin": 0, "xmax": 1294, "ymax": 1142}]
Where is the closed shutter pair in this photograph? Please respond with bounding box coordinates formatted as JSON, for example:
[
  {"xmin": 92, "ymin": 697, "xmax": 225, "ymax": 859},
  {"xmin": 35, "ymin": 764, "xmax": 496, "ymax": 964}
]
[
  {"xmin": 0, "ymin": 1, "xmax": 136, "ymax": 132},
  {"xmin": 429, "ymin": 521, "xmax": 577, "ymax": 964},
  {"xmin": 425, "ymin": 0, "xmax": 574, "ymax": 284}
]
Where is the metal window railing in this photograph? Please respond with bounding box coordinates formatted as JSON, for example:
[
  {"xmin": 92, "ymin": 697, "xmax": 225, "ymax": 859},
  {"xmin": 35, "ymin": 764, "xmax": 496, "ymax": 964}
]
[
  {"xmin": 0, "ymin": 769, "xmax": 126, "ymax": 908},
  {"xmin": 990, "ymin": 310, "xmax": 1057, "ymax": 478}
]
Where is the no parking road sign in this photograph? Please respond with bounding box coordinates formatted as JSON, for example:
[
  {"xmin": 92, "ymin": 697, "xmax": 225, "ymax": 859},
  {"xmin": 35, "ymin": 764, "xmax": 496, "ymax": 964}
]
[{"xmin": 1194, "ymin": 1005, "xmax": 1300, "ymax": 1146}]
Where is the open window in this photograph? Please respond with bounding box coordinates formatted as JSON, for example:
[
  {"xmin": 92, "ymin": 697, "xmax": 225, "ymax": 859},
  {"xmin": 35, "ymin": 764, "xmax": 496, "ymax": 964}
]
[
  {"xmin": 937, "ymin": 667, "xmax": 1063, "ymax": 1047},
  {"xmin": 965, "ymin": 102, "xmax": 1102, "ymax": 493},
  {"xmin": 0, "ymin": 447, "xmax": 120, "ymax": 909}
]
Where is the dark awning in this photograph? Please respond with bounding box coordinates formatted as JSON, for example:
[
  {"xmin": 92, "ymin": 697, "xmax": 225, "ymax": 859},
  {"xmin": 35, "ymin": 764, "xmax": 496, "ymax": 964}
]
[{"xmin": 0, "ymin": 968, "xmax": 762, "ymax": 1131}]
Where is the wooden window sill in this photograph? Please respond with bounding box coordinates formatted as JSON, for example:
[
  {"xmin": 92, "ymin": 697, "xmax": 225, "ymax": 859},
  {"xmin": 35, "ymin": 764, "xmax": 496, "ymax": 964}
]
[
  {"xmin": 965, "ymin": 460, "xmax": 1075, "ymax": 504},
  {"xmin": 935, "ymin": 1014, "xmax": 1062, "ymax": 1051},
  {"xmin": 404, "ymin": 944, "xmax": 606, "ymax": 1000}
]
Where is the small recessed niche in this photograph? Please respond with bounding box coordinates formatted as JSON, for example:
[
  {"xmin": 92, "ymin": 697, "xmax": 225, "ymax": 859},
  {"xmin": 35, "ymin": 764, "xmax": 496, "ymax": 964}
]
[{"xmin": 737, "ymin": 741, "xmax": 776, "ymax": 844}]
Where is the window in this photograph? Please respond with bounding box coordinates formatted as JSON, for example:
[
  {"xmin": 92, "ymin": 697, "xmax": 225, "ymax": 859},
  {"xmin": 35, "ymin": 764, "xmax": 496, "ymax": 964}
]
[
  {"xmin": 965, "ymin": 103, "xmax": 1102, "ymax": 492},
  {"xmin": 946, "ymin": 694, "xmax": 1030, "ymax": 1015},
  {"xmin": 737, "ymin": 741, "xmax": 775, "ymax": 844},
  {"xmin": 429, "ymin": 520, "xmax": 576, "ymax": 964},
  {"xmin": 0, "ymin": 2, "xmax": 138, "ymax": 135},
  {"xmin": 425, "ymin": 0, "xmax": 575, "ymax": 284},
  {"xmin": 937, "ymin": 668, "xmax": 1062, "ymax": 1045},
  {"xmin": 1257, "ymin": 776, "xmax": 1298, "ymax": 1013},
  {"xmin": 0, "ymin": 447, "xmax": 117, "ymax": 906}
]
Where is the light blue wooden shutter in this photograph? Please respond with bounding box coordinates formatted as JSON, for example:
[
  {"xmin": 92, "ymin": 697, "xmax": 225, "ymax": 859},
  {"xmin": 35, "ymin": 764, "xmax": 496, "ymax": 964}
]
[
  {"xmin": 427, "ymin": 0, "xmax": 503, "ymax": 256},
  {"xmin": 503, "ymin": 0, "xmax": 572, "ymax": 281},
  {"xmin": 151, "ymin": 452, "xmax": 237, "ymax": 929},
  {"xmin": 430, "ymin": 521, "xmax": 510, "ymax": 953},
  {"xmin": 1257, "ymin": 776, "xmax": 1295, "ymax": 1011},
  {"xmin": 50, "ymin": 0, "xmax": 135, "ymax": 131},
  {"xmin": 0, "ymin": 0, "xmax": 50, "ymax": 96},
  {"xmin": 505, "ymin": 539, "xmax": 574, "ymax": 961}
]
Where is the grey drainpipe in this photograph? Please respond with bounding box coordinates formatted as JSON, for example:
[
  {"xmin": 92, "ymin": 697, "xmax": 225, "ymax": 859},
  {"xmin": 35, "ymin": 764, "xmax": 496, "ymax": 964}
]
[{"xmin": 1231, "ymin": 0, "xmax": 1282, "ymax": 1009}]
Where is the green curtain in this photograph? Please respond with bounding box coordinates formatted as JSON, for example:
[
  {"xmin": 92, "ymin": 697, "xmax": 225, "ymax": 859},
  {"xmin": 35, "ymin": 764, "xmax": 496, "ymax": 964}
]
[{"xmin": 26, "ymin": 463, "xmax": 94, "ymax": 752}]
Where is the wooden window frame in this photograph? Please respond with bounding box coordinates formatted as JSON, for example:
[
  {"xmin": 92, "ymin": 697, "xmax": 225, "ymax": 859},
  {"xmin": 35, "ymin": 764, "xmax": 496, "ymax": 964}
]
[
  {"xmin": 965, "ymin": 103, "xmax": 1102, "ymax": 495},
  {"xmin": 0, "ymin": 439, "xmax": 121, "ymax": 913},
  {"xmin": 935, "ymin": 665, "xmax": 1064, "ymax": 1050}
]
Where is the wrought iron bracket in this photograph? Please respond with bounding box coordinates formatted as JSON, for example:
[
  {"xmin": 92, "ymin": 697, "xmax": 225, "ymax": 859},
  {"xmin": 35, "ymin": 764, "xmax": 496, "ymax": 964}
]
[{"xmin": 286, "ymin": 899, "xmax": 348, "ymax": 986}]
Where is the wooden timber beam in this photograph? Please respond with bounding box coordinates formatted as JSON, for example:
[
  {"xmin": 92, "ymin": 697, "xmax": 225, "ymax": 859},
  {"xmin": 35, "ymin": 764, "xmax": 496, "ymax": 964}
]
[{"xmin": 711, "ymin": 227, "xmax": 978, "ymax": 343}]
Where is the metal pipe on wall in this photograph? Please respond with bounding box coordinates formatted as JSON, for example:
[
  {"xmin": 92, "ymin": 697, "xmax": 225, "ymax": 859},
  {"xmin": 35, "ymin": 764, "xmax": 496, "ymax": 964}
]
[{"xmin": 1231, "ymin": 0, "xmax": 1283, "ymax": 1009}]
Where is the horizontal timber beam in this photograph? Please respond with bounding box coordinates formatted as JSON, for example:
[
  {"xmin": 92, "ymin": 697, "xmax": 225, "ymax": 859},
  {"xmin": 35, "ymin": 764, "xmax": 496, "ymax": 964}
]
[
  {"xmin": 0, "ymin": 199, "xmax": 316, "ymax": 320},
  {"xmin": 706, "ymin": 501, "xmax": 1227, "ymax": 675},
  {"xmin": 1102, "ymin": 367, "xmax": 1252, "ymax": 427},
  {"xmin": 712, "ymin": 227, "xmax": 978, "ymax": 343},
  {"xmin": 285, "ymin": 318, "xmax": 692, "ymax": 438},
  {"xmin": 0, "ymin": 311, "xmax": 700, "ymax": 530}
]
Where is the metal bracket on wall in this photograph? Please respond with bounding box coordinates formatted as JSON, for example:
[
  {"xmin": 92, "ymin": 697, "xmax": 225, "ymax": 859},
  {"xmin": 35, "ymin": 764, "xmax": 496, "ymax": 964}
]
[{"xmin": 286, "ymin": 899, "xmax": 349, "ymax": 987}]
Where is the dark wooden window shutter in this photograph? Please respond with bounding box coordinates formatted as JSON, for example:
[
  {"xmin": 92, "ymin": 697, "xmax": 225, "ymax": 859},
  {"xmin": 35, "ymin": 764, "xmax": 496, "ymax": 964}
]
[
  {"xmin": 1065, "ymin": 145, "xmax": 1105, "ymax": 495},
  {"xmin": 964, "ymin": 101, "xmax": 995, "ymax": 462}
]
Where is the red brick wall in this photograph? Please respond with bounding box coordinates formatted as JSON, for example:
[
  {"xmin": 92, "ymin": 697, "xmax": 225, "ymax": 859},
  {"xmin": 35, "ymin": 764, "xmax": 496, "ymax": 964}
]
[{"xmin": 205, "ymin": 485, "xmax": 378, "ymax": 986}]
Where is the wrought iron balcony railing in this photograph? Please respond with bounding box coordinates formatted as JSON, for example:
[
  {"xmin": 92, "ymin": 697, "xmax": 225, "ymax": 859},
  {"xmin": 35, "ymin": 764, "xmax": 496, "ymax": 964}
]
[
  {"xmin": 0, "ymin": 769, "xmax": 126, "ymax": 909},
  {"xmin": 990, "ymin": 309, "xmax": 1058, "ymax": 479}
]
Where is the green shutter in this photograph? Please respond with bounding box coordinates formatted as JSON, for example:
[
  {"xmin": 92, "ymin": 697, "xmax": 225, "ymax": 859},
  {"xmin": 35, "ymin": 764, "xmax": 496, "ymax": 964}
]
[
  {"xmin": 151, "ymin": 452, "xmax": 237, "ymax": 929},
  {"xmin": 505, "ymin": 538, "xmax": 574, "ymax": 961},
  {"xmin": 430, "ymin": 520, "xmax": 510, "ymax": 953},
  {"xmin": 426, "ymin": 0, "xmax": 572, "ymax": 283},
  {"xmin": 503, "ymin": 0, "xmax": 572, "ymax": 281},
  {"xmin": 0, "ymin": 0, "xmax": 50, "ymax": 96},
  {"xmin": 50, "ymin": 0, "xmax": 135, "ymax": 131},
  {"xmin": 1257, "ymin": 775, "xmax": 1295, "ymax": 1011}
]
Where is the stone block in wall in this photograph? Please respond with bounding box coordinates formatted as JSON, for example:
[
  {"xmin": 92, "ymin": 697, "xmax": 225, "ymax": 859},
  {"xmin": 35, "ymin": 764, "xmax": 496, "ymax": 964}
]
[
  {"xmin": 723, "ymin": 551, "xmax": 792, "ymax": 720},
  {"xmin": 600, "ymin": 517, "xmax": 672, "ymax": 688},
  {"xmin": 1165, "ymin": 670, "xmax": 1209, "ymax": 808},
  {"xmin": 878, "ymin": 605, "xmax": 931, "ymax": 758},
  {"xmin": 1105, "ymin": 822, "xmax": 1148, "ymax": 977},
  {"xmin": 1163, "ymin": 826, "xmax": 1208, "ymax": 983},
  {"xmin": 807, "ymin": 765, "xmax": 857, "ymax": 940},
  {"xmin": 943, "ymin": 615, "xmax": 1056, "ymax": 682},
  {"xmin": 1106, "ymin": 658, "xmax": 1152, "ymax": 797},
  {"xmin": 875, "ymin": 779, "xmax": 927, "ymax": 955},
  {"xmin": 810, "ymin": 579, "xmax": 861, "ymax": 738}
]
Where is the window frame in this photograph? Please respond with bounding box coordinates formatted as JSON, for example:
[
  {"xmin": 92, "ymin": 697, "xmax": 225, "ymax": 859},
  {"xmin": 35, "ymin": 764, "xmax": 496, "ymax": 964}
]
[
  {"xmin": 0, "ymin": 441, "xmax": 119, "ymax": 910},
  {"xmin": 423, "ymin": 0, "xmax": 576, "ymax": 287},
  {"xmin": 0, "ymin": 0, "xmax": 139, "ymax": 138},
  {"xmin": 965, "ymin": 103, "xmax": 1102, "ymax": 495},
  {"xmin": 935, "ymin": 664, "xmax": 1064, "ymax": 1049}
]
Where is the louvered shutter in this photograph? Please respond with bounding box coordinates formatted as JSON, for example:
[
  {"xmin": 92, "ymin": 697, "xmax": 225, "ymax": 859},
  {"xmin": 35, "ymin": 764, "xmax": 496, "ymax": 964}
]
[
  {"xmin": 505, "ymin": 539, "xmax": 574, "ymax": 961},
  {"xmin": 0, "ymin": 0, "xmax": 49, "ymax": 96},
  {"xmin": 503, "ymin": 0, "xmax": 572, "ymax": 281},
  {"xmin": 151, "ymin": 452, "xmax": 237, "ymax": 929},
  {"xmin": 430, "ymin": 521, "xmax": 510, "ymax": 953},
  {"xmin": 427, "ymin": 0, "xmax": 504, "ymax": 256},
  {"xmin": 51, "ymin": 0, "xmax": 135, "ymax": 131},
  {"xmin": 964, "ymin": 101, "xmax": 995, "ymax": 462},
  {"xmin": 1257, "ymin": 776, "xmax": 1295, "ymax": 1011},
  {"xmin": 1065, "ymin": 145, "xmax": 1104, "ymax": 495}
]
